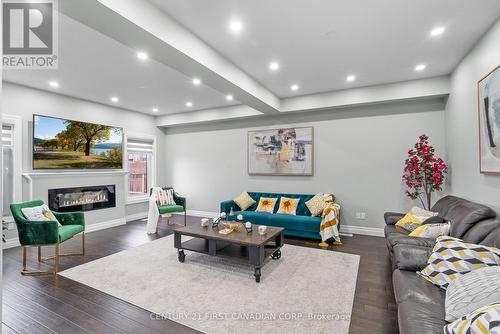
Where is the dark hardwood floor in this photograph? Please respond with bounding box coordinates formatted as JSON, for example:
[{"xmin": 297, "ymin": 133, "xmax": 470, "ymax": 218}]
[{"xmin": 2, "ymin": 215, "xmax": 398, "ymax": 334}]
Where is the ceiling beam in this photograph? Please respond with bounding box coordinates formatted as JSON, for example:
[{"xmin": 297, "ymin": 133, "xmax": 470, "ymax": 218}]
[
  {"xmin": 157, "ymin": 76, "xmax": 450, "ymax": 127},
  {"xmin": 280, "ymin": 76, "xmax": 450, "ymax": 113},
  {"xmin": 59, "ymin": 0, "xmax": 280, "ymax": 114}
]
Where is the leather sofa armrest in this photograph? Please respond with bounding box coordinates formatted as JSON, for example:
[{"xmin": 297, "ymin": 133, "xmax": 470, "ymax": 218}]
[
  {"xmin": 393, "ymin": 244, "xmax": 432, "ymax": 271},
  {"xmin": 384, "ymin": 212, "xmax": 405, "ymax": 225},
  {"xmin": 388, "ymin": 235, "xmax": 436, "ymax": 249}
]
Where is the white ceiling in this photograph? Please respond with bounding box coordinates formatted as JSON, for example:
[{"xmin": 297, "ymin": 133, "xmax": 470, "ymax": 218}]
[
  {"xmin": 2, "ymin": 14, "xmax": 239, "ymax": 115},
  {"xmin": 150, "ymin": 0, "xmax": 500, "ymax": 97},
  {"xmin": 3, "ymin": 0, "xmax": 500, "ymax": 119}
]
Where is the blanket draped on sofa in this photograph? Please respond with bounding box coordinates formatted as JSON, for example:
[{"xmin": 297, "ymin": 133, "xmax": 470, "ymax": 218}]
[{"xmin": 319, "ymin": 203, "xmax": 341, "ymax": 245}]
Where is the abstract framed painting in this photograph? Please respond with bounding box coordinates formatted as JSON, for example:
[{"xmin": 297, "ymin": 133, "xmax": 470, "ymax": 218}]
[
  {"xmin": 478, "ymin": 65, "xmax": 500, "ymax": 173},
  {"xmin": 248, "ymin": 127, "xmax": 313, "ymax": 176}
]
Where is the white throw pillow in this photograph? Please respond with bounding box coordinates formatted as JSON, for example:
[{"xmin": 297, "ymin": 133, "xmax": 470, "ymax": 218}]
[
  {"xmin": 233, "ymin": 192, "xmax": 256, "ymax": 211},
  {"xmin": 21, "ymin": 204, "xmax": 61, "ymax": 226},
  {"xmin": 408, "ymin": 222, "xmax": 450, "ymax": 238},
  {"xmin": 445, "ymin": 266, "xmax": 500, "ymax": 322}
]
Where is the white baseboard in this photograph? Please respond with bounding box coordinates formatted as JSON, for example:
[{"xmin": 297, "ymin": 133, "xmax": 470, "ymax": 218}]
[
  {"xmin": 85, "ymin": 217, "xmax": 126, "ymax": 233},
  {"xmin": 126, "ymin": 212, "xmax": 148, "ymax": 222},
  {"xmin": 175, "ymin": 210, "xmax": 385, "ymax": 237},
  {"xmin": 340, "ymin": 225, "xmax": 384, "ymax": 237},
  {"xmin": 2, "ymin": 217, "xmax": 127, "ymax": 250},
  {"xmin": 3, "ymin": 237, "xmax": 21, "ymax": 249}
]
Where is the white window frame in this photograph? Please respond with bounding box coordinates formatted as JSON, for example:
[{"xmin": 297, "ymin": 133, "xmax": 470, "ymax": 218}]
[
  {"xmin": 125, "ymin": 132, "xmax": 156, "ymax": 204},
  {"xmin": 2, "ymin": 115, "xmax": 23, "ymax": 218}
]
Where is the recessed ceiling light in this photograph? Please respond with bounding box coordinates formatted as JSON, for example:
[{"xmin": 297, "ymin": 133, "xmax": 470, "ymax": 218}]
[
  {"xmin": 110, "ymin": 96, "xmax": 119, "ymax": 103},
  {"xmin": 346, "ymin": 75, "xmax": 356, "ymax": 82},
  {"xmin": 48, "ymin": 81, "xmax": 59, "ymax": 88},
  {"xmin": 226, "ymin": 95, "xmax": 233, "ymax": 101},
  {"xmin": 136, "ymin": 51, "xmax": 148, "ymax": 61},
  {"xmin": 430, "ymin": 26, "xmax": 445, "ymax": 37},
  {"xmin": 152, "ymin": 108, "xmax": 159, "ymax": 112},
  {"xmin": 185, "ymin": 101, "xmax": 193, "ymax": 107},
  {"xmin": 228, "ymin": 20, "xmax": 243, "ymax": 34},
  {"xmin": 291, "ymin": 84, "xmax": 299, "ymax": 91},
  {"xmin": 269, "ymin": 61, "xmax": 280, "ymax": 71},
  {"xmin": 415, "ymin": 64, "xmax": 426, "ymax": 71},
  {"xmin": 192, "ymin": 78, "xmax": 201, "ymax": 85}
]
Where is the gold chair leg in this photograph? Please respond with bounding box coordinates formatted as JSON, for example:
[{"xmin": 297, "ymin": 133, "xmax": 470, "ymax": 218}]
[
  {"xmin": 22, "ymin": 247, "xmax": 27, "ymax": 271},
  {"xmin": 82, "ymin": 232, "xmax": 85, "ymax": 256},
  {"xmin": 21, "ymin": 246, "xmax": 55, "ymax": 276},
  {"xmin": 55, "ymin": 244, "xmax": 60, "ymax": 273}
]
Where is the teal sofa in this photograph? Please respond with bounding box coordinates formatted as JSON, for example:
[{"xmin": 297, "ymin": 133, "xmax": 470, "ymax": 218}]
[{"xmin": 220, "ymin": 192, "xmax": 330, "ymax": 240}]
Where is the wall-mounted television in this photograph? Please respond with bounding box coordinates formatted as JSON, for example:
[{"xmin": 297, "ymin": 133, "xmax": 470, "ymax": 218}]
[{"xmin": 33, "ymin": 115, "xmax": 123, "ymax": 170}]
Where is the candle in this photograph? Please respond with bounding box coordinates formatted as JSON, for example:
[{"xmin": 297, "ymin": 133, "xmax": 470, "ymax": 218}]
[
  {"xmin": 237, "ymin": 214, "xmax": 243, "ymax": 221},
  {"xmin": 245, "ymin": 222, "xmax": 251, "ymax": 229}
]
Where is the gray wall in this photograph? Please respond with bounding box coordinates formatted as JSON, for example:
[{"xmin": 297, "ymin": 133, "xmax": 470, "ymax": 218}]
[
  {"xmin": 2, "ymin": 82, "xmax": 163, "ymax": 240},
  {"xmin": 164, "ymin": 98, "xmax": 446, "ymax": 230},
  {"xmin": 445, "ymin": 17, "xmax": 500, "ymax": 210}
]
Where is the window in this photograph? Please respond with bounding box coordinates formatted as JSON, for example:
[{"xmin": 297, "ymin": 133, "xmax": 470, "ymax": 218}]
[
  {"xmin": 2, "ymin": 115, "xmax": 22, "ymax": 218},
  {"xmin": 127, "ymin": 137, "xmax": 155, "ymax": 201},
  {"xmin": 2, "ymin": 124, "xmax": 14, "ymax": 215}
]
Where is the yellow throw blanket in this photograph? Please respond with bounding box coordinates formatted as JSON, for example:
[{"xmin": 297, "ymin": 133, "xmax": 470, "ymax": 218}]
[{"xmin": 319, "ymin": 203, "xmax": 342, "ymax": 246}]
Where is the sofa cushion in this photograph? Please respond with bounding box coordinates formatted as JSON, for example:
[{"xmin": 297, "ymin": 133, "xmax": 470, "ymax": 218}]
[
  {"xmin": 431, "ymin": 196, "xmax": 496, "ymax": 238},
  {"xmin": 247, "ymin": 192, "xmax": 314, "ymax": 216},
  {"xmin": 270, "ymin": 213, "xmax": 321, "ymax": 233},
  {"xmin": 481, "ymin": 226, "xmax": 500, "ymax": 248},
  {"xmin": 233, "ymin": 211, "xmax": 271, "ymax": 226},
  {"xmin": 158, "ymin": 205, "xmax": 184, "ymax": 214},
  {"xmin": 393, "ymin": 269, "xmax": 445, "ymax": 306},
  {"xmin": 461, "ymin": 218, "xmax": 500, "ymax": 244},
  {"xmin": 398, "ymin": 300, "xmax": 446, "ymax": 334},
  {"xmin": 58, "ymin": 224, "xmax": 84, "ymax": 242}
]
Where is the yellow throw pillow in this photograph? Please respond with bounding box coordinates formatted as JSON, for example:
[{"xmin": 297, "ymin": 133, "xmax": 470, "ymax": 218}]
[
  {"xmin": 305, "ymin": 193, "xmax": 327, "ymax": 217},
  {"xmin": 277, "ymin": 197, "xmax": 300, "ymax": 215},
  {"xmin": 233, "ymin": 192, "xmax": 256, "ymax": 211},
  {"xmin": 408, "ymin": 222, "xmax": 450, "ymax": 238},
  {"xmin": 255, "ymin": 197, "xmax": 277, "ymax": 213},
  {"xmin": 395, "ymin": 207, "xmax": 438, "ymax": 232},
  {"xmin": 418, "ymin": 236, "xmax": 500, "ymax": 289}
]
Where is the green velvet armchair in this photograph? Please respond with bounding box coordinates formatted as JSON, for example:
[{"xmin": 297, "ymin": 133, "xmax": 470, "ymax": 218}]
[
  {"xmin": 10, "ymin": 200, "xmax": 85, "ymax": 276},
  {"xmin": 151, "ymin": 187, "xmax": 186, "ymax": 228}
]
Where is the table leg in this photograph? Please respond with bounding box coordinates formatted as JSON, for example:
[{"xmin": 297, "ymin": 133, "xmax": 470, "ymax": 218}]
[
  {"xmin": 254, "ymin": 267, "xmax": 261, "ymax": 282},
  {"xmin": 178, "ymin": 249, "xmax": 185, "ymax": 263}
]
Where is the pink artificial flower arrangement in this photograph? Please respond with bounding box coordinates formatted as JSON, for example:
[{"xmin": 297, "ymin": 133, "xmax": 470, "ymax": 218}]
[{"xmin": 402, "ymin": 134, "xmax": 448, "ymax": 210}]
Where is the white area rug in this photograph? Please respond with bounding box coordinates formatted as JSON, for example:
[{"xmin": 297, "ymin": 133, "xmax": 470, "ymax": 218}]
[{"xmin": 59, "ymin": 236, "xmax": 360, "ymax": 334}]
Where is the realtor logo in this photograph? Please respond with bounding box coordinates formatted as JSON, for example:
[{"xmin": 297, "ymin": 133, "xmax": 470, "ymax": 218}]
[{"xmin": 2, "ymin": 0, "xmax": 58, "ymax": 69}]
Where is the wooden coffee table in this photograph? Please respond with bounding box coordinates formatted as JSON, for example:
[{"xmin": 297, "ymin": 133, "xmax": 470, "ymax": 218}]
[{"xmin": 174, "ymin": 223, "xmax": 284, "ymax": 282}]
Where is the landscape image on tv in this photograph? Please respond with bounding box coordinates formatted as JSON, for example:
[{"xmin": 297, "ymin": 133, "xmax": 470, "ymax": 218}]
[{"xmin": 33, "ymin": 115, "xmax": 123, "ymax": 169}]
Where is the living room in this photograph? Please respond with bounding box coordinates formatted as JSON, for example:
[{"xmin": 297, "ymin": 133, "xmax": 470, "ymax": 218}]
[{"xmin": 1, "ymin": 1, "xmax": 500, "ymax": 333}]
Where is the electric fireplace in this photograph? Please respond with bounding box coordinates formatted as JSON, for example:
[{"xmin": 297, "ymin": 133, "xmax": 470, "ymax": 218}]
[{"xmin": 48, "ymin": 185, "xmax": 116, "ymax": 212}]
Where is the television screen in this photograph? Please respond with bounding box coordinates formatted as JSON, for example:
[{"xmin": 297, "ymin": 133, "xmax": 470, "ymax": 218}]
[{"xmin": 33, "ymin": 115, "xmax": 123, "ymax": 169}]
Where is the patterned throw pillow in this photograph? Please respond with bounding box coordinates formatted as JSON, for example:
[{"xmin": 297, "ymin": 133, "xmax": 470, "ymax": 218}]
[
  {"xmin": 305, "ymin": 193, "xmax": 327, "ymax": 216},
  {"xmin": 233, "ymin": 192, "xmax": 256, "ymax": 211},
  {"xmin": 157, "ymin": 189, "xmax": 176, "ymax": 206},
  {"xmin": 408, "ymin": 222, "xmax": 450, "ymax": 238},
  {"xmin": 277, "ymin": 197, "xmax": 300, "ymax": 215},
  {"xmin": 395, "ymin": 206, "xmax": 438, "ymax": 232},
  {"xmin": 255, "ymin": 197, "xmax": 277, "ymax": 213},
  {"xmin": 445, "ymin": 266, "xmax": 500, "ymax": 322},
  {"xmin": 445, "ymin": 303, "xmax": 500, "ymax": 334},
  {"xmin": 418, "ymin": 236, "xmax": 500, "ymax": 289},
  {"xmin": 21, "ymin": 204, "xmax": 62, "ymax": 226}
]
